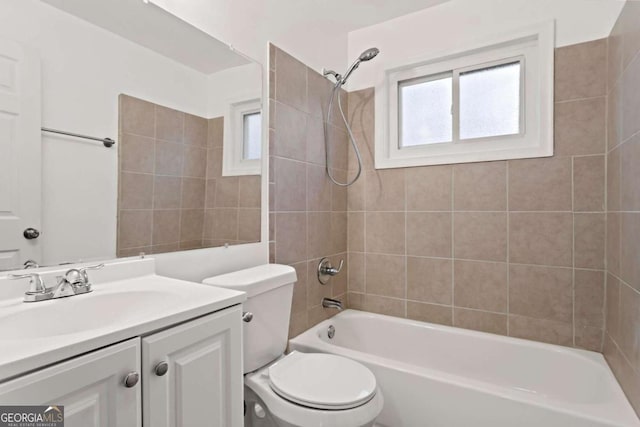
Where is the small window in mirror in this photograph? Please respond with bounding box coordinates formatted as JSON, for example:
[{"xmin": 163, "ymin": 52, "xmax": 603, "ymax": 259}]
[
  {"xmin": 223, "ymin": 98, "xmax": 262, "ymax": 176},
  {"xmin": 243, "ymin": 111, "xmax": 262, "ymax": 160}
]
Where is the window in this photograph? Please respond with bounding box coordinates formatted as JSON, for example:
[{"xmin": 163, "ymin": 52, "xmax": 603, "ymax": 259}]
[
  {"xmin": 242, "ymin": 111, "xmax": 262, "ymax": 160},
  {"xmin": 459, "ymin": 61, "xmax": 521, "ymax": 140},
  {"xmin": 223, "ymin": 98, "xmax": 262, "ymax": 176},
  {"xmin": 376, "ymin": 21, "xmax": 554, "ymax": 168},
  {"xmin": 399, "ymin": 73, "xmax": 452, "ymax": 146}
]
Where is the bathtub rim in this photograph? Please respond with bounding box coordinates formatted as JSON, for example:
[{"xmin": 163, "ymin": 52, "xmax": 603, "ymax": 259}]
[{"xmin": 289, "ymin": 309, "xmax": 639, "ymax": 427}]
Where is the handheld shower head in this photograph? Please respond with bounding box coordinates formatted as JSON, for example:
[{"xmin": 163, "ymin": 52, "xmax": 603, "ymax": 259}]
[
  {"xmin": 359, "ymin": 47, "xmax": 380, "ymax": 62},
  {"xmin": 340, "ymin": 47, "xmax": 380, "ymax": 85}
]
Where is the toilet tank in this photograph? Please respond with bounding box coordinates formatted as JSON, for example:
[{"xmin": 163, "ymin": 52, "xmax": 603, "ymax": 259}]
[{"xmin": 203, "ymin": 264, "xmax": 296, "ymax": 373}]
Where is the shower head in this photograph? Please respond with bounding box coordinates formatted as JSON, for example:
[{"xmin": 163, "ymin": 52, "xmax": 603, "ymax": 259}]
[
  {"xmin": 358, "ymin": 47, "xmax": 380, "ymax": 62},
  {"xmin": 340, "ymin": 47, "xmax": 380, "ymax": 85}
]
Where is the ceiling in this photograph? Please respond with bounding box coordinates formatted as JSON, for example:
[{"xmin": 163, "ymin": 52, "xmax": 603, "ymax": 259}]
[
  {"xmin": 142, "ymin": 0, "xmax": 452, "ymax": 74},
  {"xmin": 260, "ymin": 0, "xmax": 452, "ymax": 32},
  {"xmin": 41, "ymin": 0, "xmax": 452, "ymax": 75},
  {"xmin": 42, "ymin": 0, "xmax": 250, "ymax": 75}
]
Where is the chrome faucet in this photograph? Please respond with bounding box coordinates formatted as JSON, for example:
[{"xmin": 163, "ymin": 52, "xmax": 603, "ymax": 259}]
[
  {"xmin": 322, "ymin": 297, "xmax": 343, "ymax": 311},
  {"xmin": 9, "ymin": 264, "xmax": 104, "ymax": 302}
]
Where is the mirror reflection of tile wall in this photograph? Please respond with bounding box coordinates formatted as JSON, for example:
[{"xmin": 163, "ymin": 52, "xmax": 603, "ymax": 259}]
[{"xmin": 117, "ymin": 95, "xmax": 261, "ymax": 257}]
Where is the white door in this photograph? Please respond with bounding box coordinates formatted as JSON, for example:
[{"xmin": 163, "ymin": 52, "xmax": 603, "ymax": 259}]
[
  {"xmin": 142, "ymin": 306, "xmax": 243, "ymax": 427},
  {"xmin": 0, "ymin": 37, "xmax": 42, "ymax": 270},
  {"xmin": 0, "ymin": 339, "xmax": 141, "ymax": 427}
]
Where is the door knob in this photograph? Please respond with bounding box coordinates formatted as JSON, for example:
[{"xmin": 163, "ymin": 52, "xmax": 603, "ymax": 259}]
[
  {"xmin": 154, "ymin": 361, "xmax": 169, "ymax": 376},
  {"xmin": 123, "ymin": 371, "xmax": 139, "ymax": 388},
  {"xmin": 23, "ymin": 228, "xmax": 40, "ymax": 240}
]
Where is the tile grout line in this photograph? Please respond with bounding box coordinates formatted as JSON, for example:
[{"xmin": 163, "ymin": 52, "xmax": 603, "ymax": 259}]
[
  {"xmin": 151, "ymin": 105, "xmax": 158, "ymax": 252},
  {"xmin": 404, "ymin": 168, "xmax": 408, "ymax": 318},
  {"xmin": 571, "ymin": 156, "xmax": 576, "ymax": 347},
  {"xmin": 603, "ymin": 47, "xmax": 610, "ymax": 352},
  {"xmin": 450, "ymin": 166, "xmax": 455, "ymax": 325},
  {"xmin": 506, "ymin": 161, "xmax": 510, "ymax": 336}
]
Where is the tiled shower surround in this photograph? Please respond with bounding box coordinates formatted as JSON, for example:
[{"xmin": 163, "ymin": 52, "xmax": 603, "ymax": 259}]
[
  {"xmin": 604, "ymin": 0, "xmax": 640, "ymax": 413},
  {"xmin": 345, "ymin": 39, "xmax": 608, "ymax": 352},
  {"xmin": 117, "ymin": 95, "xmax": 260, "ymax": 256},
  {"xmin": 268, "ymin": 45, "xmax": 350, "ymax": 337},
  {"xmin": 270, "ymin": 14, "xmax": 640, "ymax": 411},
  {"xmin": 270, "ymin": 40, "xmax": 608, "ymax": 349}
]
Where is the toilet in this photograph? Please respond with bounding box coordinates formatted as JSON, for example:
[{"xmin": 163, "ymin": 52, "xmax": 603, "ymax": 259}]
[{"xmin": 204, "ymin": 264, "xmax": 383, "ymax": 427}]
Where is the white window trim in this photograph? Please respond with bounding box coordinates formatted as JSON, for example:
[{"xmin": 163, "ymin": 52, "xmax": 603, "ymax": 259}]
[
  {"xmin": 375, "ymin": 20, "xmax": 555, "ymax": 169},
  {"xmin": 222, "ymin": 97, "xmax": 262, "ymax": 176}
]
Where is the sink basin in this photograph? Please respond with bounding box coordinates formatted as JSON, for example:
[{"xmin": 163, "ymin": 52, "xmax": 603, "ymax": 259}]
[{"xmin": 0, "ymin": 290, "xmax": 179, "ymax": 340}]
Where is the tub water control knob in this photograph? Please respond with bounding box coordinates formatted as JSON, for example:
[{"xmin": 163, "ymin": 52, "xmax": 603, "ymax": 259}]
[
  {"xmin": 318, "ymin": 257, "xmax": 344, "ymax": 285},
  {"xmin": 242, "ymin": 312, "xmax": 253, "ymax": 322}
]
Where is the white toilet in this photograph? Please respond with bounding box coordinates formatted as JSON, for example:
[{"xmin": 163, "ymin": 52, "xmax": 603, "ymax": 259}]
[{"xmin": 204, "ymin": 264, "xmax": 383, "ymax": 427}]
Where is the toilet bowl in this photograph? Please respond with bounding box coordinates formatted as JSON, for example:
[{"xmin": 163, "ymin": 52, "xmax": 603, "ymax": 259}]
[
  {"xmin": 204, "ymin": 264, "xmax": 383, "ymax": 427},
  {"xmin": 245, "ymin": 352, "xmax": 383, "ymax": 427}
]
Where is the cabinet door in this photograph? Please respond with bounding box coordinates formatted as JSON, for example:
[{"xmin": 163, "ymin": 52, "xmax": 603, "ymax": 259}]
[
  {"xmin": 142, "ymin": 305, "xmax": 243, "ymax": 427},
  {"xmin": 0, "ymin": 338, "xmax": 141, "ymax": 427}
]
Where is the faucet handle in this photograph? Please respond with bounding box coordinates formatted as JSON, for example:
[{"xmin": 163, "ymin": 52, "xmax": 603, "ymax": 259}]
[
  {"xmin": 317, "ymin": 258, "xmax": 344, "ymax": 285},
  {"xmin": 75, "ymin": 263, "xmax": 105, "ymax": 285},
  {"xmin": 8, "ymin": 272, "xmax": 46, "ymax": 294}
]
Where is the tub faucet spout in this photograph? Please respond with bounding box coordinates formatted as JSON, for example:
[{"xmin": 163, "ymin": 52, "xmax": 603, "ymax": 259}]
[{"xmin": 322, "ymin": 297, "xmax": 343, "ymax": 311}]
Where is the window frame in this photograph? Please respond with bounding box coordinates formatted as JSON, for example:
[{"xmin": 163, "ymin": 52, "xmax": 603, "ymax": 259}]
[
  {"xmin": 222, "ymin": 97, "xmax": 262, "ymax": 176},
  {"xmin": 376, "ymin": 21, "xmax": 554, "ymax": 169}
]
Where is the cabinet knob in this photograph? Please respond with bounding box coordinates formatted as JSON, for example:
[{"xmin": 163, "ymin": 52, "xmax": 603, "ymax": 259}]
[
  {"xmin": 242, "ymin": 312, "xmax": 253, "ymax": 322},
  {"xmin": 123, "ymin": 371, "xmax": 139, "ymax": 388},
  {"xmin": 154, "ymin": 361, "xmax": 169, "ymax": 377}
]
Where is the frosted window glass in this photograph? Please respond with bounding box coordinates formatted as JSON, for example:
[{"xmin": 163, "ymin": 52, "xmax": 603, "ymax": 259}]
[
  {"xmin": 400, "ymin": 75, "xmax": 452, "ymax": 147},
  {"xmin": 243, "ymin": 112, "xmax": 262, "ymax": 160},
  {"xmin": 460, "ymin": 62, "xmax": 521, "ymax": 140}
]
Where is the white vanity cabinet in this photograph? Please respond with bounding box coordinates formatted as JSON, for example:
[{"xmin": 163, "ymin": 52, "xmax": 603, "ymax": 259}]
[
  {"xmin": 142, "ymin": 305, "xmax": 243, "ymax": 427},
  {"xmin": 0, "ymin": 338, "xmax": 141, "ymax": 427},
  {"xmin": 0, "ymin": 305, "xmax": 243, "ymax": 427}
]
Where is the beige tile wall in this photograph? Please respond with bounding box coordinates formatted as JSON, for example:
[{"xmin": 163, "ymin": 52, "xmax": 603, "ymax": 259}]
[
  {"xmin": 605, "ymin": 0, "xmax": 640, "ymax": 415},
  {"xmin": 268, "ymin": 45, "xmax": 350, "ymax": 337},
  {"xmin": 204, "ymin": 117, "xmax": 262, "ymax": 247},
  {"xmin": 345, "ymin": 39, "xmax": 608, "ymax": 352},
  {"xmin": 117, "ymin": 95, "xmax": 260, "ymax": 256}
]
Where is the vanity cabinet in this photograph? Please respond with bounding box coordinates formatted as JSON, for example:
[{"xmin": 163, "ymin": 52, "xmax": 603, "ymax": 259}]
[
  {"xmin": 0, "ymin": 305, "xmax": 243, "ymax": 427},
  {"xmin": 0, "ymin": 339, "xmax": 141, "ymax": 427},
  {"xmin": 142, "ymin": 305, "xmax": 243, "ymax": 427}
]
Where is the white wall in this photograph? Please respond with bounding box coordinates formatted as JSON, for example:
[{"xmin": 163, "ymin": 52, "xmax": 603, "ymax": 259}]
[
  {"xmin": 207, "ymin": 63, "xmax": 263, "ymax": 119},
  {"xmin": 347, "ymin": 0, "xmax": 625, "ymax": 91},
  {"xmin": 0, "ymin": 0, "xmax": 268, "ymax": 276},
  {"xmin": 145, "ymin": 0, "xmax": 349, "ymax": 76}
]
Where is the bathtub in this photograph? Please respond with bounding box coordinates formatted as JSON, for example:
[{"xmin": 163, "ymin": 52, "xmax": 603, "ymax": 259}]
[{"xmin": 289, "ymin": 310, "xmax": 640, "ymax": 427}]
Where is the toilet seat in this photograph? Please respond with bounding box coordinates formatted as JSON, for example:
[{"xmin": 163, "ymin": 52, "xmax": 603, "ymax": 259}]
[
  {"xmin": 245, "ymin": 352, "xmax": 384, "ymax": 427},
  {"xmin": 268, "ymin": 351, "xmax": 377, "ymax": 410}
]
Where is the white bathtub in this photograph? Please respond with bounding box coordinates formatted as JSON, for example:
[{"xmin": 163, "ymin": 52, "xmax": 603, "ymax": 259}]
[{"xmin": 289, "ymin": 310, "xmax": 640, "ymax": 427}]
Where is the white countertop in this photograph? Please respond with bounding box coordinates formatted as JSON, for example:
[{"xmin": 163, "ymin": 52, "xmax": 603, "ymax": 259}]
[{"xmin": 0, "ymin": 260, "xmax": 246, "ymax": 382}]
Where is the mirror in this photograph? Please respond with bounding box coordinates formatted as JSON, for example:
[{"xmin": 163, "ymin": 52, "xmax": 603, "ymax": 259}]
[{"xmin": 0, "ymin": 0, "xmax": 262, "ymax": 270}]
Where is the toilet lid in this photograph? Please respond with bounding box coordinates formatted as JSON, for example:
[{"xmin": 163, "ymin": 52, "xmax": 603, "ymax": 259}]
[{"xmin": 268, "ymin": 351, "xmax": 377, "ymax": 410}]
